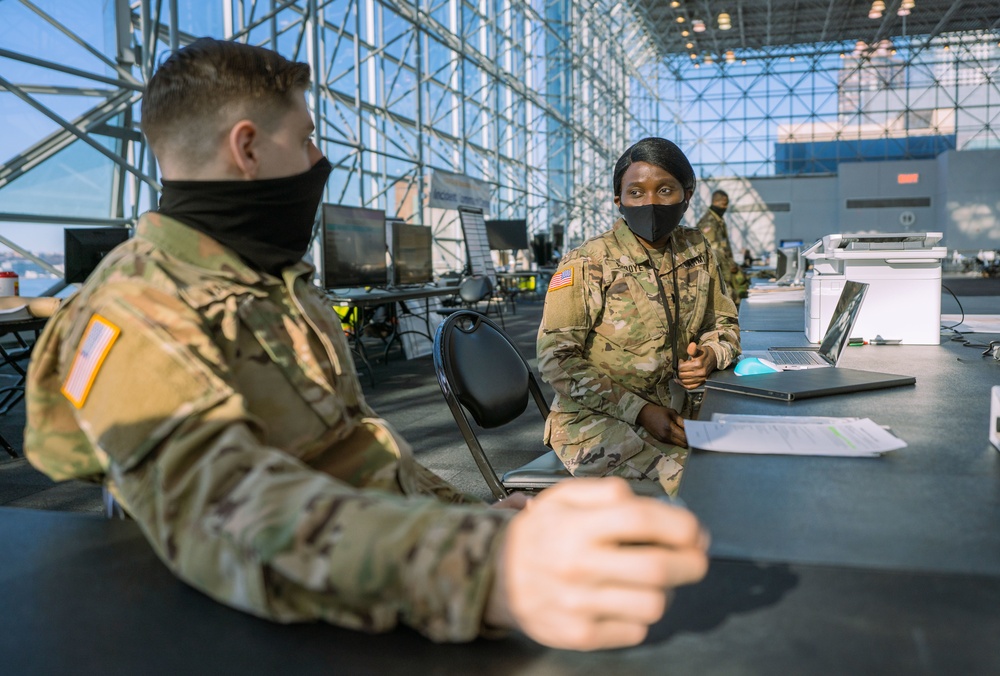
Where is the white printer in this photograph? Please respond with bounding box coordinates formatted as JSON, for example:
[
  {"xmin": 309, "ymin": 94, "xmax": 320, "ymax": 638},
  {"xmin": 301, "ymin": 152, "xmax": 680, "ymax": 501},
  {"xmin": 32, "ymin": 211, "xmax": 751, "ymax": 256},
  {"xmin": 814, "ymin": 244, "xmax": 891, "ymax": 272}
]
[{"xmin": 804, "ymin": 232, "xmax": 947, "ymax": 345}]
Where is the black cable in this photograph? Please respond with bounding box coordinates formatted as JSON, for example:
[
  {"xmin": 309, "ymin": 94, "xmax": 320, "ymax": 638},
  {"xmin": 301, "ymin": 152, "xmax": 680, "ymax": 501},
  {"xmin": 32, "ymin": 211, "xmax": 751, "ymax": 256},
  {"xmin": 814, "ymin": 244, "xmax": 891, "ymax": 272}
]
[
  {"xmin": 940, "ymin": 283, "xmax": 965, "ymax": 330},
  {"xmin": 939, "ymin": 283, "xmax": 994, "ymax": 350}
]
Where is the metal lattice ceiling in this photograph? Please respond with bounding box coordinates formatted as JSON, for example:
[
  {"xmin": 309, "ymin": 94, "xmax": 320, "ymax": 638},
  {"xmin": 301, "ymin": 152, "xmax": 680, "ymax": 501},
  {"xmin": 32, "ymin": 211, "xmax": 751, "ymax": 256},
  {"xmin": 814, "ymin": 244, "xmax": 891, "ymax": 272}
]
[{"xmin": 634, "ymin": 0, "xmax": 1000, "ymax": 58}]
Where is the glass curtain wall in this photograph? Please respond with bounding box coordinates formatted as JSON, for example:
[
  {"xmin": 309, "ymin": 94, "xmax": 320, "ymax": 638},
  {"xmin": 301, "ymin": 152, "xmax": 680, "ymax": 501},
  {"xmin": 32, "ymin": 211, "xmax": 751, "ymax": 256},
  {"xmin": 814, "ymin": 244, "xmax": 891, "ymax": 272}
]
[{"xmin": 0, "ymin": 0, "xmax": 664, "ymax": 293}]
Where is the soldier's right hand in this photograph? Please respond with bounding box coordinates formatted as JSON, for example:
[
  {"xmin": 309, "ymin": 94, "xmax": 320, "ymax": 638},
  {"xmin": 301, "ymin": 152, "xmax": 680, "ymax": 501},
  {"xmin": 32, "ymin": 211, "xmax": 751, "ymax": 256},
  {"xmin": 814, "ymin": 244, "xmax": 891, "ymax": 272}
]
[
  {"xmin": 484, "ymin": 478, "xmax": 709, "ymax": 651},
  {"xmin": 637, "ymin": 403, "xmax": 687, "ymax": 447}
]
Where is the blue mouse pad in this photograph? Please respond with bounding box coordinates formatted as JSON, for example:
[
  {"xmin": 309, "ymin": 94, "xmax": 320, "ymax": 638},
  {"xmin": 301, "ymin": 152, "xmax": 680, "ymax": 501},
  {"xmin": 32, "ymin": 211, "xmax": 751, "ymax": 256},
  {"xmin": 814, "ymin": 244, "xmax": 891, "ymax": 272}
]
[{"xmin": 706, "ymin": 367, "xmax": 915, "ymax": 401}]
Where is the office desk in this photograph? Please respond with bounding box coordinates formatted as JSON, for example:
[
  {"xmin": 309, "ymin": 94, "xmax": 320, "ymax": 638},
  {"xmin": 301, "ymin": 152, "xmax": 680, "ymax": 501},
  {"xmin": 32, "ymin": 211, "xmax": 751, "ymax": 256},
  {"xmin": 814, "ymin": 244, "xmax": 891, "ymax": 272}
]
[
  {"xmin": 326, "ymin": 286, "xmax": 458, "ymax": 376},
  {"xmin": 739, "ymin": 298, "xmax": 805, "ymax": 332},
  {"xmin": 685, "ymin": 323, "xmax": 1000, "ymax": 577},
  {"xmin": 3, "ymin": 507, "xmax": 998, "ymax": 675}
]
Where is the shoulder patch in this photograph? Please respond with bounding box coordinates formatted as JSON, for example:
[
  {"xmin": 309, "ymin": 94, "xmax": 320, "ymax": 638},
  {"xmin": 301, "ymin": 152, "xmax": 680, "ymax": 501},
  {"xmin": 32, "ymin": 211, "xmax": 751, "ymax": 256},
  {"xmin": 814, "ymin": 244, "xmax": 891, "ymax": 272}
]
[
  {"xmin": 548, "ymin": 268, "xmax": 574, "ymax": 292},
  {"xmin": 62, "ymin": 314, "xmax": 121, "ymax": 409}
]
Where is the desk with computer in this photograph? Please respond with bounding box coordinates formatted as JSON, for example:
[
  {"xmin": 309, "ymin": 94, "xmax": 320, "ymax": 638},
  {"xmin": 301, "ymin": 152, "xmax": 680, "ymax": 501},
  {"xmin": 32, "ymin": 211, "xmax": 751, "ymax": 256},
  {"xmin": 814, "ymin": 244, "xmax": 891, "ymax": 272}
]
[{"xmin": 685, "ymin": 231, "xmax": 1000, "ymax": 665}]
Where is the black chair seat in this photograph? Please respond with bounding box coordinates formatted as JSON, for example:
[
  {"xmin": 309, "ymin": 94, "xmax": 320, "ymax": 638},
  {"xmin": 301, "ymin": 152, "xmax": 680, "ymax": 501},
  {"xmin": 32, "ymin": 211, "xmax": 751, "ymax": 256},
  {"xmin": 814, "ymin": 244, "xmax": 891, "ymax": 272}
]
[{"xmin": 501, "ymin": 451, "xmax": 570, "ymax": 490}]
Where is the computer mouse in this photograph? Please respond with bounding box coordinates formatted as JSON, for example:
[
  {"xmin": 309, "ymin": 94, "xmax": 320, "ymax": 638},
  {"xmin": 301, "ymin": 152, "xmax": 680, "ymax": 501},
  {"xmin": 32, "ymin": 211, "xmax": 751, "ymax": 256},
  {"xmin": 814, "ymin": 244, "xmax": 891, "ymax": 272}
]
[{"xmin": 734, "ymin": 356, "xmax": 781, "ymax": 376}]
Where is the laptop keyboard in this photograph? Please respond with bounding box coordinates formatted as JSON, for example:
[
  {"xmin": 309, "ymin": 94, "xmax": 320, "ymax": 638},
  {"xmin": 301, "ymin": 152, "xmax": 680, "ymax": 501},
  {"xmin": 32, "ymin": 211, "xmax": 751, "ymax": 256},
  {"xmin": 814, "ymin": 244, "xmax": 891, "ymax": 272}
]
[{"xmin": 767, "ymin": 350, "xmax": 827, "ymax": 365}]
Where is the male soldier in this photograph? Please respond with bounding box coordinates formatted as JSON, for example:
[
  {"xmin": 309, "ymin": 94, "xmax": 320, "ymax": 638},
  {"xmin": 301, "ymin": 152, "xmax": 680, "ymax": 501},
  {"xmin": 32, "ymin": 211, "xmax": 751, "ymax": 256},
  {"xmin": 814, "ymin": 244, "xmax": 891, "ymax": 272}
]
[
  {"xmin": 24, "ymin": 39, "xmax": 708, "ymax": 651},
  {"xmin": 697, "ymin": 190, "xmax": 747, "ymax": 306}
]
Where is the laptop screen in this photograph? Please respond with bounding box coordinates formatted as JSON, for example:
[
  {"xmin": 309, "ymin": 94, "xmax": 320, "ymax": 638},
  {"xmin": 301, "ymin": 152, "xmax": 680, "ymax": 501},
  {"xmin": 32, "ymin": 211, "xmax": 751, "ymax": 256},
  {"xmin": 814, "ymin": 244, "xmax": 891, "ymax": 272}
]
[{"xmin": 819, "ymin": 280, "xmax": 869, "ymax": 364}]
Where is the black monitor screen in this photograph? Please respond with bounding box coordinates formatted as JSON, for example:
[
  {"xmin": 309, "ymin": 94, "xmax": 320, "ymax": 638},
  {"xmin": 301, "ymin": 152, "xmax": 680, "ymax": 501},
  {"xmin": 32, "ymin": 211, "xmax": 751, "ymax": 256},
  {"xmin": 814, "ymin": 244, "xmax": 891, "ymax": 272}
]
[
  {"xmin": 322, "ymin": 204, "xmax": 388, "ymax": 288},
  {"xmin": 485, "ymin": 219, "xmax": 529, "ymax": 251},
  {"xmin": 64, "ymin": 227, "xmax": 130, "ymax": 283},
  {"xmin": 391, "ymin": 222, "xmax": 433, "ymax": 286}
]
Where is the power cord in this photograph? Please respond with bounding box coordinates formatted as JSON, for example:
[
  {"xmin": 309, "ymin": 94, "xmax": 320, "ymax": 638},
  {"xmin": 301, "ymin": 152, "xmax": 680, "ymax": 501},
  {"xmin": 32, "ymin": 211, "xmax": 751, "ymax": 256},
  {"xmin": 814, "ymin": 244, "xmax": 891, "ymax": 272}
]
[{"xmin": 940, "ymin": 283, "xmax": 996, "ymax": 353}]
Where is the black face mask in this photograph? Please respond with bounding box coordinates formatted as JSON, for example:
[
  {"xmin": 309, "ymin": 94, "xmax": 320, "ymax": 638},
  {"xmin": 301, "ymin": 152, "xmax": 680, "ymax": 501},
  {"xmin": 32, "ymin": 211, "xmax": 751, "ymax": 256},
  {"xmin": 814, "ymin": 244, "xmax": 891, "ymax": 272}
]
[
  {"xmin": 619, "ymin": 202, "xmax": 688, "ymax": 242},
  {"xmin": 710, "ymin": 205, "xmax": 728, "ymax": 217},
  {"xmin": 158, "ymin": 156, "xmax": 332, "ymax": 275}
]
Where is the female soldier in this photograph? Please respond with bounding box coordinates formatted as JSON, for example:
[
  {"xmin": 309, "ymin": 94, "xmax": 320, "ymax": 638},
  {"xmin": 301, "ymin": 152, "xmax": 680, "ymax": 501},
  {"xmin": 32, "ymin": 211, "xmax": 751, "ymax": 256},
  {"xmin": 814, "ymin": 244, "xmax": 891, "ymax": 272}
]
[{"xmin": 536, "ymin": 137, "xmax": 741, "ymax": 495}]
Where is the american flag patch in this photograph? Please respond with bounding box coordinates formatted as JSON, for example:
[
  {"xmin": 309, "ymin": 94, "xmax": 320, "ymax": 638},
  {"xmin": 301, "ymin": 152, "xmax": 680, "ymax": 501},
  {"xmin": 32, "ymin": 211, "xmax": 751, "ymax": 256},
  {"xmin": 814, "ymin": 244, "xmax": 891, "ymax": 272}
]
[
  {"xmin": 62, "ymin": 314, "xmax": 121, "ymax": 409},
  {"xmin": 548, "ymin": 268, "xmax": 574, "ymax": 292}
]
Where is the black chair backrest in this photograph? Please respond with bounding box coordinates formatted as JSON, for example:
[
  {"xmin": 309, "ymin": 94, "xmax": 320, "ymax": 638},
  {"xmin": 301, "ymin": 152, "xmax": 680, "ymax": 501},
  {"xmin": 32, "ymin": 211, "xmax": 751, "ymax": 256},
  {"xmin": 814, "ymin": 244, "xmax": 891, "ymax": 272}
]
[
  {"xmin": 435, "ymin": 311, "xmax": 544, "ymax": 429},
  {"xmin": 458, "ymin": 276, "xmax": 491, "ymax": 304}
]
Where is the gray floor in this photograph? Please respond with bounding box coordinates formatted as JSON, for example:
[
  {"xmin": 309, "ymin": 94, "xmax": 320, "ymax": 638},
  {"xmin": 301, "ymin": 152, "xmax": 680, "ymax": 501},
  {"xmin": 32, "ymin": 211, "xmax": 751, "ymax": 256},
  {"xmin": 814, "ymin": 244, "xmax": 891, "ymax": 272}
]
[{"xmin": 2, "ymin": 274, "xmax": 998, "ymax": 513}]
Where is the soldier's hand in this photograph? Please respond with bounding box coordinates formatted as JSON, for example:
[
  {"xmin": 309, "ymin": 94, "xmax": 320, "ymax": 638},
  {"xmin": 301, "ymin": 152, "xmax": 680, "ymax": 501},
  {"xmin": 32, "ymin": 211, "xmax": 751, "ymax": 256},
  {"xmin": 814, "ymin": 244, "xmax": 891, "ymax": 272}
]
[
  {"xmin": 677, "ymin": 342, "xmax": 717, "ymax": 389},
  {"xmin": 484, "ymin": 478, "xmax": 709, "ymax": 651},
  {"xmin": 637, "ymin": 404, "xmax": 687, "ymax": 447}
]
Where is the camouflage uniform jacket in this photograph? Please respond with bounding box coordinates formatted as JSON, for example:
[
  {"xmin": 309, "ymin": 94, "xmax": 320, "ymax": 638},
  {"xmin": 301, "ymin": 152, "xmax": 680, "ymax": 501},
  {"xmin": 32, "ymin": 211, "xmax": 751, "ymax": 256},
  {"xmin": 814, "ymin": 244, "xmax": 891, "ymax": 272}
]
[
  {"xmin": 697, "ymin": 208, "xmax": 737, "ymax": 273},
  {"xmin": 536, "ymin": 219, "xmax": 740, "ymax": 468},
  {"xmin": 24, "ymin": 213, "xmax": 510, "ymax": 642}
]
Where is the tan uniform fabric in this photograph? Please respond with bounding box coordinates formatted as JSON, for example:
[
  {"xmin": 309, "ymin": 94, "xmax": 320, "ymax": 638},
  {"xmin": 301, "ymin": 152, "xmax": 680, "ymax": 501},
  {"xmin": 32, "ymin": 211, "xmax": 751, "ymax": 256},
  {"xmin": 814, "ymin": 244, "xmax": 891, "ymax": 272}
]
[
  {"xmin": 536, "ymin": 219, "xmax": 740, "ymax": 495},
  {"xmin": 25, "ymin": 213, "xmax": 511, "ymax": 642},
  {"xmin": 697, "ymin": 208, "xmax": 747, "ymax": 305}
]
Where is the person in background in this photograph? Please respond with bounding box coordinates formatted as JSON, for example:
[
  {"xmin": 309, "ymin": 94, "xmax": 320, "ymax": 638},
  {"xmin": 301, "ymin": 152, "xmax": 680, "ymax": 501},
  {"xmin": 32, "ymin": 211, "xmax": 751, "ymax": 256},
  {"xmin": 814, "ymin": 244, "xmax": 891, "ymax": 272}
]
[
  {"xmin": 24, "ymin": 39, "xmax": 708, "ymax": 652},
  {"xmin": 697, "ymin": 190, "xmax": 748, "ymax": 306},
  {"xmin": 537, "ymin": 137, "xmax": 741, "ymax": 496}
]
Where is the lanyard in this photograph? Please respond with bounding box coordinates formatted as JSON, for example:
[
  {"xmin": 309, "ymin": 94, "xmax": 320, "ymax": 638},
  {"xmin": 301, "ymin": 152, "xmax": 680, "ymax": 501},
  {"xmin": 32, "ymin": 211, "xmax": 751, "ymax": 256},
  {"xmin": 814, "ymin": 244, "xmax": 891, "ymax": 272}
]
[{"xmin": 648, "ymin": 238, "xmax": 683, "ymax": 374}]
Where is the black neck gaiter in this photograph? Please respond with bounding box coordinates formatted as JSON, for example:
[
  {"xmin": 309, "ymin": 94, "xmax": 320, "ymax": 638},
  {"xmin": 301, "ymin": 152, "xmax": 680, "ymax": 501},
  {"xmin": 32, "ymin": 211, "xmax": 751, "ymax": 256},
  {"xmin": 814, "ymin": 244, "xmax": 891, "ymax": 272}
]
[
  {"xmin": 158, "ymin": 157, "xmax": 332, "ymax": 276},
  {"xmin": 710, "ymin": 205, "xmax": 727, "ymax": 218}
]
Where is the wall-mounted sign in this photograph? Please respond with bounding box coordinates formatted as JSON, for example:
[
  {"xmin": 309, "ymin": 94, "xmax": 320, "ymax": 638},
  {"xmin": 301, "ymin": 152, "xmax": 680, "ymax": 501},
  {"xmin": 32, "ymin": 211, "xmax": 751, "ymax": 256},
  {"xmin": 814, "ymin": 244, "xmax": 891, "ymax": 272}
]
[
  {"xmin": 899, "ymin": 210, "xmax": 917, "ymax": 227},
  {"xmin": 897, "ymin": 173, "xmax": 919, "ymax": 184},
  {"xmin": 427, "ymin": 170, "xmax": 492, "ymax": 211}
]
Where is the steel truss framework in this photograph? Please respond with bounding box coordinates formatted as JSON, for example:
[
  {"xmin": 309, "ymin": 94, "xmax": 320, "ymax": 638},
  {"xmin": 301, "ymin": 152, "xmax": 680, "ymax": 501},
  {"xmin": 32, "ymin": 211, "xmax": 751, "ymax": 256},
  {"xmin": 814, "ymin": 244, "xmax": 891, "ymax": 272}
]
[
  {"xmin": 0, "ymin": 0, "xmax": 664, "ymax": 284},
  {"xmin": 659, "ymin": 32, "xmax": 1000, "ymax": 258}
]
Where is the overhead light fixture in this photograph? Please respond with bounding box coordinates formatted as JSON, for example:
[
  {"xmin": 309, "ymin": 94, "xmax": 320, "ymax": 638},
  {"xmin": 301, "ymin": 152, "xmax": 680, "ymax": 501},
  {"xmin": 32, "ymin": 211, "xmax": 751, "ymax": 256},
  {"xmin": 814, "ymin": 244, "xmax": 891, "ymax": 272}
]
[
  {"xmin": 897, "ymin": 7, "xmax": 910, "ymax": 16},
  {"xmin": 741, "ymin": 59, "xmax": 747, "ymax": 65},
  {"xmin": 681, "ymin": 30, "xmax": 690, "ymax": 37},
  {"xmin": 671, "ymin": 1, "xmax": 680, "ymax": 7},
  {"xmin": 718, "ymin": 12, "xmax": 731, "ymax": 30},
  {"xmin": 725, "ymin": 50, "xmax": 736, "ymax": 63},
  {"xmin": 869, "ymin": 10, "xmax": 882, "ymax": 19},
  {"xmin": 901, "ymin": 0, "xmax": 915, "ymax": 8},
  {"xmin": 686, "ymin": 42, "xmax": 694, "ymax": 49},
  {"xmin": 694, "ymin": 63, "xmax": 700, "ymax": 69},
  {"xmin": 690, "ymin": 53, "xmax": 698, "ymax": 59},
  {"xmin": 872, "ymin": 1, "xmax": 886, "ymax": 10},
  {"xmin": 692, "ymin": 19, "xmax": 706, "ymax": 32},
  {"xmin": 789, "ymin": 56, "xmax": 796, "ymax": 62},
  {"xmin": 705, "ymin": 55, "xmax": 714, "ymax": 64},
  {"xmin": 676, "ymin": 16, "xmax": 685, "ymax": 23},
  {"xmin": 840, "ymin": 53, "xmax": 846, "ymax": 58}
]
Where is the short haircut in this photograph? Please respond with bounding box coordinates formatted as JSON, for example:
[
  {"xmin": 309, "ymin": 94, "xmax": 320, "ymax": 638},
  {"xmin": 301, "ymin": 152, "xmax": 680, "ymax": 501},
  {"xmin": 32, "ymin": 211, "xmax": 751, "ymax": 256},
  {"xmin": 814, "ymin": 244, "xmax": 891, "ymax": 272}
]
[
  {"xmin": 613, "ymin": 137, "xmax": 696, "ymax": 197},
  {"xmin": 712, "ymin": 189, "xmax": 729, "ymax": 201},
  {"xmin": 141, "ymin": 38, "xmax": 311, "ymax": 167}
]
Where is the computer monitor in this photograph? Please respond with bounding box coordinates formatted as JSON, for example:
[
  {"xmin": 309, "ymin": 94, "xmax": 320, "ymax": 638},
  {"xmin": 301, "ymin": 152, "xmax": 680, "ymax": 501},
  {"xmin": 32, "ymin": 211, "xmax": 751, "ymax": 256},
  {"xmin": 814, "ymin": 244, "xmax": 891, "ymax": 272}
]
[
  {"xmin": 390, "ymin": 221, "xmax": 433, "ymax": 286},
  {"xmin": 64, "ymin": 227, "xmax": 130, "ymax": 283},
  {"xmin": 321, "ymin": 204, "xmax": 388, "ymax": 289},
  {"xmin": 776, "ymin": 245, "xmax": 801, "ymax": 285},
  {"xmin": 779, "ymin": 238, "xmax": 804, "ymax": 248},
  {"xmin": 485, "ymin": 219, "xmax": 529, "ymax": 251}
]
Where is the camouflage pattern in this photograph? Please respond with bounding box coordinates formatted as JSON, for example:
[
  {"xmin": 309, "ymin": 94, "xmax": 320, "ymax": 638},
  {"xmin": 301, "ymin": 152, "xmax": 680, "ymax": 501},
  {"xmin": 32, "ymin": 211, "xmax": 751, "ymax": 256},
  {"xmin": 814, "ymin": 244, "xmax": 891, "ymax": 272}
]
[
  {"xmin": 25, "ymin": 213, "xmax": 511, "ymax": 642},
  {"xmin": 537, "ymin": 218, "xmax": 741, "ymax": 495},
  {"xmin": 697, "ymin": 208, "xmax": 748, "ymax": 305}
]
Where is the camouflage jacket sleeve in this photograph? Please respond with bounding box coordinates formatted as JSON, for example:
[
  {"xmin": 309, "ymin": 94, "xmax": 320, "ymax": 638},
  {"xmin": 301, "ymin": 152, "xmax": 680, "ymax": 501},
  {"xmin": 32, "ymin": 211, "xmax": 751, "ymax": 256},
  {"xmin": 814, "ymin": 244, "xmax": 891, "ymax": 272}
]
[
  {"xmin": 697, "ymin": 211, "xmax": 736, "ymax": 269},
  {"xmin": 26, "ymin": 280, "xmax": 511, "ymax": 643},
  {"xmin": 536, "ymin": 254, "xmax": 650, "ymax": 426},
  {"xmin": 696, "ymin": 245, "xmax": 742, "ymax": 369}
]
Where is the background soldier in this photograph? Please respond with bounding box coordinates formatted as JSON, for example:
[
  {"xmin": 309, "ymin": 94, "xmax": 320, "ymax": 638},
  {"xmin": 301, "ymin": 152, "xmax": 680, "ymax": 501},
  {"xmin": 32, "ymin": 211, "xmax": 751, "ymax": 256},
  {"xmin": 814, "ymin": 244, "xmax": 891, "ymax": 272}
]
[{"xmin": 698, "ymin": 190, "xmax": 748, "ymax": 306}]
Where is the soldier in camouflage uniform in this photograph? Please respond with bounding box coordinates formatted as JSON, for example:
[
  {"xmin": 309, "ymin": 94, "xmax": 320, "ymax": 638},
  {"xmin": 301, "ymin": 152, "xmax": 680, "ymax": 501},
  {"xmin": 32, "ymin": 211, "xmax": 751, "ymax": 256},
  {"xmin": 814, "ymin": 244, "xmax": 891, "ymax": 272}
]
[
  {"xmin": 538, "ymin": 138, "xmax": 741, "ymax": 496},
  {"xmin": 697, "ymin": 190, "xmax": 748, "ymax": 306},
  {"xmin": 24, "ymin": 40, "xmax": 709, "ymax": 652}
]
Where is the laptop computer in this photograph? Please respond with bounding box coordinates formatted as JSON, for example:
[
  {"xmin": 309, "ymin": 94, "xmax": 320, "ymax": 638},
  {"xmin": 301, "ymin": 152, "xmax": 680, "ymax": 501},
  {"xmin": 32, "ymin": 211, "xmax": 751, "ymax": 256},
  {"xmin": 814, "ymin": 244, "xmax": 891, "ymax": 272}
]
[
  {"xmin": 742, "ymin": 280, "xmax": 869, "ymax": 370},
  {"xmin": 705, "ymin": 366, "xmax": 915, "ymax": 401}
]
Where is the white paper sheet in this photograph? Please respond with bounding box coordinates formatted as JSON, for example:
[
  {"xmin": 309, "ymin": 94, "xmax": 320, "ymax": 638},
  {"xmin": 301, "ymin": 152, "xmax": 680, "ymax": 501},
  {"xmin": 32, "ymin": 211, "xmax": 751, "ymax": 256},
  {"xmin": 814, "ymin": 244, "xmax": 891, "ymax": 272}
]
[{"xmin": 687, "ymin": 416, "xmax": 906, "ymax": 457}]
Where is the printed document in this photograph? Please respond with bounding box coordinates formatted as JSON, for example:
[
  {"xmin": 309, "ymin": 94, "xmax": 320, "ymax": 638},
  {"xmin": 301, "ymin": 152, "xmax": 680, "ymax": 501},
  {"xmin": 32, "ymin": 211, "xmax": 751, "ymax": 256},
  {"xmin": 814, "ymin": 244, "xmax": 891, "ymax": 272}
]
[{"xmin": 686, "ymin": 414, "xmax": 906, "ymax": 457}]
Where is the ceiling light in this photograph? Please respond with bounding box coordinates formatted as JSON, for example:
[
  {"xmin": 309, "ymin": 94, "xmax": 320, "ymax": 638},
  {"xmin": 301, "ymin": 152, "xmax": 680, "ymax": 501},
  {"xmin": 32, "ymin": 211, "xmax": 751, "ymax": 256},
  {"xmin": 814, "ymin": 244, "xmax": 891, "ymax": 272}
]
[
  {"xmin": 694, "ymin": 63, "xmax": 700, "ymax": 69},
  {"xmin": 725, "ymin": 50, "xmax": 736, "ymax": 63},
  {"xmin": 901, "ymin": 0, "xmax": 915, "ymax": 8},
  {"xmin": 741, "ymin": 59, "xmax": 747, "ymax": 65},
  {"xmin": 872, "ymin": 1, "xmax": 886, "ymax": 10},
  {"xmin": 718, "ymin": 12, "xmax": 731, "ymax": 30},
  {"xmin": 789, "ymin": 56, "xmax": 796, "ymax": 62},
  {"xmin": 897, "ymin": 7, "xmax": 910, "ymax": 15},
  {"xmin": 869, "ymin": 10, "xmax": 882, "ymax": 19},
  {"xmin": 676, "ymin": 16, "xmax": 685, "ymax": 23},
  {"xmin": 692, "ymin": 20, "xmax": 706, "ymax": 33},
  {"xmin": 943, "ymin": 44, "xmax": 950, "ymax": 51},
  {"xmin": 686, "ymin": 42, "xmax": 694, "ymax": 49},
  {"xmin": 840, "ymin": 53, "xmax": 846, "ymax": 58},
  {"xmin": 690, "ymin": 53, "xmax": 698, "ymax": 59},
  {"xmin": 670, "ymin": 1, "xmax": 680, "ymax": 7},
  {"xmin": 681, "ymin": 30, "xmax": 690, "ymax": 37}
]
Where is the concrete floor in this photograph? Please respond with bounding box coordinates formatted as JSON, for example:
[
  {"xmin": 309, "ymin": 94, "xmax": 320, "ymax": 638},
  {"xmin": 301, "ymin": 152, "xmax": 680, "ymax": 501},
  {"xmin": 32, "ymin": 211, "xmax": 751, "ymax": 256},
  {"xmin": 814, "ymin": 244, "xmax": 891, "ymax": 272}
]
[{"xmin": 2, "ymin": 274, "xmax": 998, "ymax": 513}]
